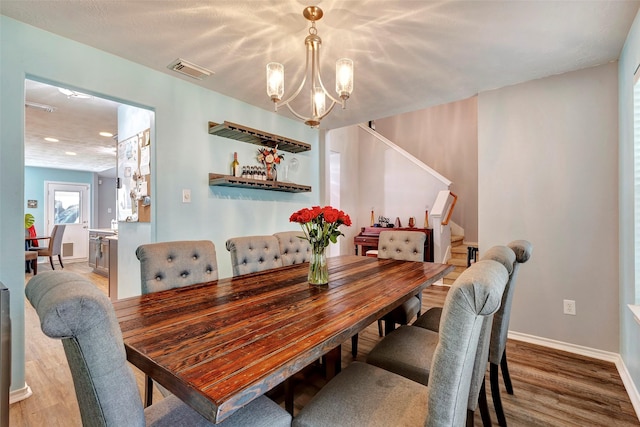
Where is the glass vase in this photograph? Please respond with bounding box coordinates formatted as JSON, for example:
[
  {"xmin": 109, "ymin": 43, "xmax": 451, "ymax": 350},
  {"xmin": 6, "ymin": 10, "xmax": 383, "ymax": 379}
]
[
  {"xmin": 308, "ymin": 247, "xmax": 329, "ymax": 285},
  {"xmin": 265, "ymin": 162, "xmax": 276, "ymax": 181}
]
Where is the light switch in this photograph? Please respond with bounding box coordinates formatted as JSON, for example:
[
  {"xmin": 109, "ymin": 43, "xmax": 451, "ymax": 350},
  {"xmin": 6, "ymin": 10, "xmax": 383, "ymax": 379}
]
[{"xmin": 182, "ymin": 189, "xmax": 191, "ymax": 203}]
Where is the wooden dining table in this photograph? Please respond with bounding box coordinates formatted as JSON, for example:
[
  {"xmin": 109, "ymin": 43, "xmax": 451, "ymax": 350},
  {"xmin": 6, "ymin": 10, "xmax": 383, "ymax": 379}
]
[{"xmin": 113, "ymin": 255, "xmax": 453, "ymax": 424}]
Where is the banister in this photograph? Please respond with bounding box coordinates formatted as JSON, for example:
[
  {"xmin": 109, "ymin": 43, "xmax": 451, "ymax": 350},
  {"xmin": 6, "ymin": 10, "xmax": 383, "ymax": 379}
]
[{"xmin": 442, "ymin": 192, "xmax": 458, "ymax": 226}]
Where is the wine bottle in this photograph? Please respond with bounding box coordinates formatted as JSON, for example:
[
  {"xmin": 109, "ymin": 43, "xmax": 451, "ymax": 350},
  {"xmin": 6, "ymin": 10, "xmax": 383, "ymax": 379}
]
[{"xmin": 231, "ymin": 152, "xmax": 240, "ymax": 177}]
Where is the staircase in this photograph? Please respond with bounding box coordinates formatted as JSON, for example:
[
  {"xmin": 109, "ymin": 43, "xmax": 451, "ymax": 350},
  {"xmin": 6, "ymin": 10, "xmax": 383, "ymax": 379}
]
[{"xmin": 443, "ymin": 235, "xmax": 469, "ymax": 285}]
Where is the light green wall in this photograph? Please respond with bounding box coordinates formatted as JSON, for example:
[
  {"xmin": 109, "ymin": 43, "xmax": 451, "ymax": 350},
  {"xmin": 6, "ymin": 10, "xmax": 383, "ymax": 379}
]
[
  {"xmin": 619, "ymin": 9, "xmax": 640, "ymax": 398},
  {"xmin": 24, "ymin": 166, "xmax": 95, "ymax": 236},
  {"xmin": 1, "ymin": 16, "xmax": 319, "ymax": 394}
]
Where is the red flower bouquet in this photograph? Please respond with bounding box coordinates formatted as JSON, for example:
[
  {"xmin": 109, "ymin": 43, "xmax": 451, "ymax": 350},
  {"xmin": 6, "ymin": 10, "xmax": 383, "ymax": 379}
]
[{"xmin": 290, "ymin": 206, "xmax": 352, "ymax": 284}]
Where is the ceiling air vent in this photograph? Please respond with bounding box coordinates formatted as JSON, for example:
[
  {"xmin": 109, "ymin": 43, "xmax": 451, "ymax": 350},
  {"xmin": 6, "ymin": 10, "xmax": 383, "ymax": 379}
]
[{"xmin": 167, "ymin": 58, "xmax": 213, "ymax": 80}]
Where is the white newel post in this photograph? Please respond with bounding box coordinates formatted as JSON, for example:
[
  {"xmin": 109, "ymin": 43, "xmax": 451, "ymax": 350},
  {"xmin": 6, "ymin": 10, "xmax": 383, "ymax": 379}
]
[{"xmin": 431, "ymin": 190, "xmax": 453, "ymax": 264}]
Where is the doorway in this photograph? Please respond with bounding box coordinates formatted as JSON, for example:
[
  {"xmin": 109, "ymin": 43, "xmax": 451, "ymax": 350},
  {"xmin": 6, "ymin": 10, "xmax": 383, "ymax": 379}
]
[
  {"xmin": 45, "ymin": 181, "xmax": 90, "ymax": 260},
  {"xmin": 24, "ymin": 79, "xmax": 121, "ymax": 265},
  {"xmin": 329, "ymin": 150, "xmax": 341, "ymax": 257}
]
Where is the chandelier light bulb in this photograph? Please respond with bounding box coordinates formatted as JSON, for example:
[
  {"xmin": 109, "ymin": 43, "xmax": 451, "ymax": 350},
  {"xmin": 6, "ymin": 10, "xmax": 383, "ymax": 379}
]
[
  {"xmin": 313, "ymin": 87, "xmax": 326, "ymax": 117},
  {"xmin": 336, "ymin": 58, "xmax": 354, "ymax": 101},
  {"xmin": 266, "ymin": 62, "xmax": 285, "ymax": 102}
]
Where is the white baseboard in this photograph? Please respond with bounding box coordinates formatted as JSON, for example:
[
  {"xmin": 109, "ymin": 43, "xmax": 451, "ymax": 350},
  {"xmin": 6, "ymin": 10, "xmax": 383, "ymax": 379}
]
[
  {"xmin": 508, "ymin": 331, "xmax": 640, "ymax": 421},
  {"xmin": 9, "ymin": 383, "xmax": 32, "ymax": 404}
]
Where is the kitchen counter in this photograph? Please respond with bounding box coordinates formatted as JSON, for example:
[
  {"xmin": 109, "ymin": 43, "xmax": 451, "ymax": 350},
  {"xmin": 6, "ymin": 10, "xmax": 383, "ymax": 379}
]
[{"xmin": 88, "ymin": 228, "xmax": 117, "ymax": 235}]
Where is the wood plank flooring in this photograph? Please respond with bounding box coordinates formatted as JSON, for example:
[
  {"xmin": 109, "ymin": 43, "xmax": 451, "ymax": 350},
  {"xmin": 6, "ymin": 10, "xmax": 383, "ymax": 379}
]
[{"xmin": 11, "ymin": 262, "xmax": 640, "ymax": 426}]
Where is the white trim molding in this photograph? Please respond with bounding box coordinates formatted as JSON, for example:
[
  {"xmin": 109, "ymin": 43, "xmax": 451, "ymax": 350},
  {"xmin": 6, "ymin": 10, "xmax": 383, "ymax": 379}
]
[
  {"xmin": 508, "ymin": 331, "xmax": 640, "ymax": 421},
  {"xmin": 629, "ymin": 304, "xmax": 640, "ymax": 326},
  {"xmin": 357, "ymin": 124, "xmax": 452, "ymax": 187},
  {"xmin": 9, "ymin": 383, "xmax": 32, "ymax": 404}
]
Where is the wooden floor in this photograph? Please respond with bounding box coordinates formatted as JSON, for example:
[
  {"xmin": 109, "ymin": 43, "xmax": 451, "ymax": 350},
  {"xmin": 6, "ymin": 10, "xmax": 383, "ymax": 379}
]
[{"xmin": 11, "ymin": 262, "xmax": 640, "ymax": 426}]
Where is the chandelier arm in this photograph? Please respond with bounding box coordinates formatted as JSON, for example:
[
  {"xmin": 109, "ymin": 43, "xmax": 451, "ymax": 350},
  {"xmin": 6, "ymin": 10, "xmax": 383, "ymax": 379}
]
[
  {"xmin": 316, "ymin": 100, "xmax": 337, "ymax": 120},
  {"xmin": 284, "ymin": 102, "xmax": 314, "ymax": 122},
  {"xmin": 284, "ymin": 99, "xmax": 336, "ymax": 125},
  {"xmin": 279, "ymin": 44, "xmax": 311, "ymax": 107},
  {"xmin": 315, "ymin": 69, "xmax": 343, "ymax": 105}
]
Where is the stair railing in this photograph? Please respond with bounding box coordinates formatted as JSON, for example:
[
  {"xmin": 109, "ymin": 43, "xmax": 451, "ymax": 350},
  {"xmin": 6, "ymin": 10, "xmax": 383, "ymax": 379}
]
[{"xmin": 442, "ymin": 192, "xmax": 458, "ymax": 225}]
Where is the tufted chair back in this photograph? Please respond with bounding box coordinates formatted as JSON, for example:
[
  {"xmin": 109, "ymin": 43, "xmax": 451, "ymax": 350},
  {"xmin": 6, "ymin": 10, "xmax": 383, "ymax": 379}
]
[
  {"xmin": 273, "ymin": 231, "xmax": 311, "ymax": 266},
  {"xmin": 488, "ymin": 240, "xmax": 532, "ymax": 364},
  {"xmin": 466, "ymin": 246, "xmax": 514, "ymax": 412},
  {"xmin": 426, "ymin": 259, "xmax": 508, "ymax": 426},
  {"xmin": 377, "ymin": 230, "xmax": 425, "ymax": 262},
  {"xmin": 26, "ymin": 271, "xmax": 145, "ymax": 426},
  {"xmin": 136, "ymin": 240, "xmax": 218, "ymax": 295},
  {"xmin": 226, "ymin": 235, "xmax": 283, "ymax": 277}
]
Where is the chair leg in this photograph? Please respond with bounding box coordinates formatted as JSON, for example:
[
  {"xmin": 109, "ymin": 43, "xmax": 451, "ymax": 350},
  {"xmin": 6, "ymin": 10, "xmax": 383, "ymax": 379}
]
[
  {"xmin": 478, "ymin": 379, "xmax": 492, "ymax": 427},
  {"xmin": 351, "ymin": 334, "xmax": 358, "ymax": 357},
  {"xmin": 284, "ymin": 378, "xmax": 294, "ymax": 414},
  {"xmin": 384, "ymin": 319, "xmax": 395, "ymax": 336},
  {"xmin": 490, "ymin": 362, "xmax": 508, "ymax": 427},
  {"xmin": 32, "ymin": 259, "xmax": 38, "ymax": 275},
  {"xmin": 49, "ymin": 256, "xmax": 55, "ymax": 270},
  {"xmin": 500, "ymin": 350, "xmax": 513, "ymax": 395},
  {"xmin": 377, "ymin": 319, "xmax": 383, "ymax": 337},
  {"xmin": 144, "ymin": 375, "xmax": 153, "ymax": 407},
  {"xmin": 466, "ymin": 409, "xmax": 475, "ymax": 427},
  {"xmin": 58, "ymin": 254, "xmax": 64, "ymax": 269}
]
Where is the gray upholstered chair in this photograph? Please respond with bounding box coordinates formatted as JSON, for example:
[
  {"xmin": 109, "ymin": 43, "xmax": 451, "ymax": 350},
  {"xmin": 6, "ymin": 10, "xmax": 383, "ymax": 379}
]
[
  {"xmin": 486, "ymin": 240, "xmax": 533, "ymax": 427},
  {"xmin": 136, "ymin": 240, "xmax": 218, "ymax": 294},
  {"xmin": 412, "ymin": 242, "xmax": 529, "ymax": 427},
  {"xmin": 273, "ymin": 231, "xmax": 311, "ymax": 266},
  {"xmin": 136, "ymin": 240, "xmax": 219, "ymax": 405},
  {"xmin": 28, "ymin": 224, "xmax": 66, "ymax": 270},
  {"xmin": 366, "ymin": 251, "xmax": 515, "ymax": 427},
  {"xmin": 351, "ymin": 230, "xmax": 427, "ymax": 357},
  {"xmin": 25, "ymin": 271, "xmax": 291, "ymax": 427},
  {"xmin": 225, "ymin": 235, "xmax": 283, "ymax": 277},
  {"xmin": 292, "ymin": 259, "xmax": 509, "ymax": 427},
  {"xmin": 377, "ymin": 230, "xmax": 426, "ymax": 332}
]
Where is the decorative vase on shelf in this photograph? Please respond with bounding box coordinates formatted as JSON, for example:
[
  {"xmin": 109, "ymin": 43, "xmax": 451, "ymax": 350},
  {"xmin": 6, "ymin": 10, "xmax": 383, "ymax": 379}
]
[
  {"xmin": 265, "ymin": 162, "xmax": 276, "ymax": 181},
  {"xmin": 308, "ymin": 247, "xmax": 329, "ymax": 285}
]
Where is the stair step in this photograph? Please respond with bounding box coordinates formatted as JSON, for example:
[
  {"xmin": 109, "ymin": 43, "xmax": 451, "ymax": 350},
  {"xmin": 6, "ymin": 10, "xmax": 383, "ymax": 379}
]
[
  {"xmin": 451, "ymin": 238, "xmax": 464, "ymax": 248},
  {"xmin": 448, "ymin": 258, "xmax": 467, "ymax": 267},
  {"xmin": 451, "ymin": 246, "xmax": 468, "ymax": 255},
  {"xmin": 445, "ymin": 235, "xmax": 471, "ymax": 284}
]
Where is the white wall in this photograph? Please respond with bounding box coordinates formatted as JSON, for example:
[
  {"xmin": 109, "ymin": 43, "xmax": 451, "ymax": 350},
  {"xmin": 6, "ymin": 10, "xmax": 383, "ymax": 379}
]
[
  {"xmin": 478, "ymin": 63, "xmax": 619, "ymax": 351},
  {"xmin": 325, "ymin": 126, "xmax": 360, "ymax": 255},
  {"xmin": 375, "ymin": 97, "xmax": 478, "ymax": 242},
  {"xmin": 618, "ymin": 8, "xmax": 640, "ymax": 397},
  {"xmin": 326, "ymin": 125, "xmax": 451, "ymax": 258}
]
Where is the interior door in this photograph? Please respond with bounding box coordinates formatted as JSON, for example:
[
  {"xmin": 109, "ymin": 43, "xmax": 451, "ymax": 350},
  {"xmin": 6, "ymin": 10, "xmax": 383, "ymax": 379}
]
[{"xmin": 46, "ymin": 181, "xmax": 90, "ymax": 261}]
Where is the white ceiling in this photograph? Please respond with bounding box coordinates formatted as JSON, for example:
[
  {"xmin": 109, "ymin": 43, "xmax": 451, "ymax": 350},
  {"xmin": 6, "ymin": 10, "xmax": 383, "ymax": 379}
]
[
  {"xmin": 25, "ymin": 80, "xmax": 120, "ymax": 175},
  {"xmin": 6, "ymin": 0, "xmax": 640, "ymax": 173}
]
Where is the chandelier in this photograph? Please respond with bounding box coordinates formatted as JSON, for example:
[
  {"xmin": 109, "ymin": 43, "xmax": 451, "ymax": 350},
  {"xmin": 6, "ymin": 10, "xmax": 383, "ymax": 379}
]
[{"xmin": 266, "ymin": 6, "xmax": 354, "ymax": 128}]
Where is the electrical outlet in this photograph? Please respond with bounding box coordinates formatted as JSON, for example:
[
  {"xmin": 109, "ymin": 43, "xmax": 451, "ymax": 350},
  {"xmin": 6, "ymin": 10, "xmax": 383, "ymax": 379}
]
[
  {"xmin": 563, "ymin": 299, "xmax": 576, "ymax": 315},
  {"xmin": 182, "ymin": 189, "xmax": 191, "ymax": 203}
]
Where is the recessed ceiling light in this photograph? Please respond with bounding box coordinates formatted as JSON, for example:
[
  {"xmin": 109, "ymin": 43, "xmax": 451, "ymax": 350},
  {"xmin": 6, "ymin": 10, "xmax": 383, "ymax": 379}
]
[
  {"xmin": 65, "ymin": 151, "xmax": 77, "ymax": 156},
  {"xmin": 99, "ymin": 131, "xmax": 114, "ymax": 137},
  {"xmin": 58, "ymin": 88, "xmax": 92, "ymax": 99},
  {"xmin": 44, "ymin": 137, "xmax": 59, "ymax": 142}
]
